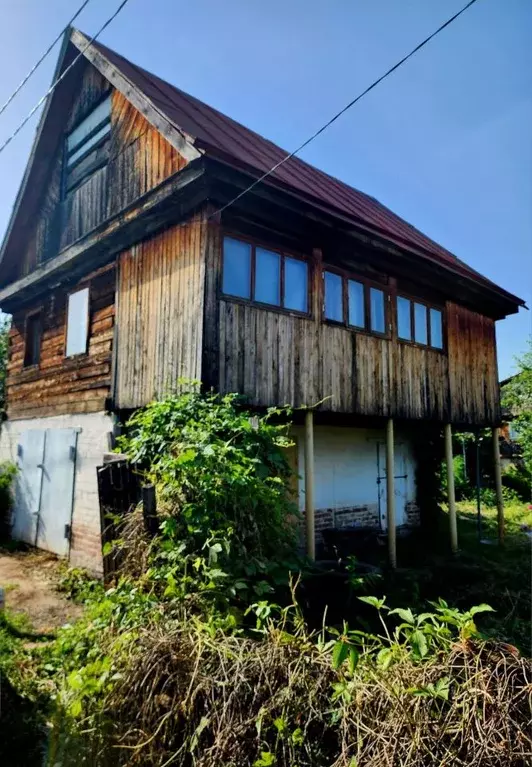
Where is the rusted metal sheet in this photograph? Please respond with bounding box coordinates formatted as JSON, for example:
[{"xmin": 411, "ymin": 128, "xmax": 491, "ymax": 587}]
[
  {"xmin": 6, "ymin": 268, "xmax": 115, "ymax": 420},
  {"xmin": 115, "ymin": 216, "xmax": 206, "ymax": 409}
]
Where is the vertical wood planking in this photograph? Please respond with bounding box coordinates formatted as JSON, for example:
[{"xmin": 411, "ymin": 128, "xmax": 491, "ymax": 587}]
[{"xmin": 115, "ymin": 216, "xmax": 206, "ymax": 409}]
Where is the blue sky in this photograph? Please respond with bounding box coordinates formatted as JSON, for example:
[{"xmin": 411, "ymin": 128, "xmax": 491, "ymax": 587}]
[{"xmin": 0, "ymin": 0, "xmax": 530, "ymax": 378}]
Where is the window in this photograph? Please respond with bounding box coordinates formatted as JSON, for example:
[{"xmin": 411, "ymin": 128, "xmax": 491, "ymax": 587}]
[
  {"xmin": 66, "ymin": 288, "xmax": 89, "ymax": 357},
  {"xmin": 323, "ymin": 269, "xmax": 387, "ymax": 335},
  {"xmin": 64, "ymin": 95, "xmax": 111, "ymax": 194},
  {"xmin": 24, "ymin": 312, "xmax": 42, "ymax": 367},
  {"xmin": 222, "ymin": 236, "xmax": 308, "ymax": 313},
  {"xmin": 396, "ymin": 296, "xmax": 444, "ymax": 349}
]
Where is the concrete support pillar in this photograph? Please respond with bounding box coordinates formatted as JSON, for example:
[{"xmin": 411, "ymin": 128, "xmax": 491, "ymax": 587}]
[
  {"xmin": 444, "ymin": 423, "xmax": 458, "ymax": 553},
  {"xmin": 386, "ymin": 417, "xmax": 396, "ymax": 569},
  {"xmin": 304, "ymin": 409, "xmax": 315, "ymax": 560},
  {"xmin": 492, "ymin": 427, "xmax": 505, "ymax": 544}
]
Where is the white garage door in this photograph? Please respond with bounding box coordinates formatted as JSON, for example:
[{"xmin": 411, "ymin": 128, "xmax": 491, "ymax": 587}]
[{"xmin": 12, "ymin": 428, "xmax": 78, "ymax": 557}]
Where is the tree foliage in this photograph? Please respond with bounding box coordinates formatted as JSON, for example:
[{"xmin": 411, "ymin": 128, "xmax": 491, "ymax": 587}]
[{"xmin": 501, "ymin": 340, "xmax": 532, "ymax": 476}]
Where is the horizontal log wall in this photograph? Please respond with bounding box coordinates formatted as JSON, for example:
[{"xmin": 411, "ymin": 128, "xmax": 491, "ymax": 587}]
[
  {"xmin": 115, "ymin": 216, "xmax": 206, "ymax": 409},
  {"xmin": 6, "ymin": 267, "xmax": 115, "ymax": 420},
  {"xmin": 205, "ymin": 227, "xmax": 500, "ymax": 426},
  {"xmin": 15, "ymin": 62, "xmax": 187, "ymax": 280}
]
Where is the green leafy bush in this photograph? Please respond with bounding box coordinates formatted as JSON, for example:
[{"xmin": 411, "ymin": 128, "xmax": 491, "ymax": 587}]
[
  {"xmin": 0, "ymin": 461, "xmax": 17, "ymax": 541},
  {"xmin": 502, "ymin": 464, "xmax": 532, "ymax": 502},
  {"xmin": 116, "ymin": 392, "xmax": 302, "ymax": 609}
]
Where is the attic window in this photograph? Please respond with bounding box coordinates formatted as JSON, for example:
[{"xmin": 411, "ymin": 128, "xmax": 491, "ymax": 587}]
[{"xmin": 64, "ymin": 95, "xmax": 111, "ymax": 193}]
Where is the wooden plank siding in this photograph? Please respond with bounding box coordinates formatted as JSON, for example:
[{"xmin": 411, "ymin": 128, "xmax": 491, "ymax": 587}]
[
  {"xmin": 203, "ymin": 225, "xmax": 500, "ymax": 426},
  {"xmin": 6, "ymin": 267, "xmax": 115, "ymax": 420},
  {"xmin": 13, "ymin": 62, "xmax": 188, "ymax": 282},
  {"xmin": 114, "ymin": 216, "xmax": 206, "ymax": 409}
]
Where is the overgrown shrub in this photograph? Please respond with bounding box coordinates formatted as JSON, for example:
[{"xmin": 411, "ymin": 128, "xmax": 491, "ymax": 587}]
[
  {"xmin": 0, "ymin": 461, "xmax": 17, "ymax": 541},
  {"xmin": 116, "ymin": 392, "xmax": 302, "ymax": 610},
  {"xmin": 502, "ymin": 464, "xmax": 532, "ymax": 502}
]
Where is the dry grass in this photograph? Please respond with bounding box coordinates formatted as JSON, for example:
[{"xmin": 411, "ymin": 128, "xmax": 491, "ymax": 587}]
[{"xmin": 81, "ymin": 622, "xmax": 532, "ymax": 767}]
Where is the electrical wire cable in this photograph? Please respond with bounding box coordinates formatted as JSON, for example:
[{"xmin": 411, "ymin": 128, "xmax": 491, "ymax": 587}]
[
  {"xmin": 0, "ymin": 0, "xmax": 133, "ymax": 158},
  {"xmin": 0, "ymin": 0, "xmax": 93, "ymax": 120},
  {"xmin": 212, "ymin": 0, "xmax": 481, "ymax": 219}
]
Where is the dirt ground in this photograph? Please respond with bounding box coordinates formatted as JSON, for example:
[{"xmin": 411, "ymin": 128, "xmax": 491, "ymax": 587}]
[{"xmin": 0, "ymin": 548, "xmax": 83, "ymax": 631}]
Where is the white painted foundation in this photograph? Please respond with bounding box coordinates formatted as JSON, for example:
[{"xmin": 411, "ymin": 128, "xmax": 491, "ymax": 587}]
[{"xmin": 0, "ymin": 411, "xmax": 115, "ymax": 574}]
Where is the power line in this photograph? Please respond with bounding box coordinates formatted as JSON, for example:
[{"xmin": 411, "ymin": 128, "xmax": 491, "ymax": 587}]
[
  {"xmin": 0, "ymin": 0, "xmax": 133, "ymax": 158},
  {"xmin": 0, "ymin": 0, "xmax": 93, "ymax": 120},
  {"xmin": 212, "ymin": 0, "xmax": 481, "ymax": 219}
]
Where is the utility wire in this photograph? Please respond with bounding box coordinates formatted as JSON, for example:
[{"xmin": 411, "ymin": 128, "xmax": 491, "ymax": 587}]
[
  {"xmin": 213, "ymin": 0, "xmax": 481, "ymax": 218},
  {"xmin": 0, "ymin": 0, "xmax": 133, "ymax": 158},
  {"xmin": 0, "ymin": 0, "xmax": 93, "ymax": 120}
]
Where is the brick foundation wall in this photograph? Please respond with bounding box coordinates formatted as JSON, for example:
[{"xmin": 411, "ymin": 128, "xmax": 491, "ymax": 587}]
[{"xmin": 0, "ymin": 411, "xmax": 115, "ymax": 575}]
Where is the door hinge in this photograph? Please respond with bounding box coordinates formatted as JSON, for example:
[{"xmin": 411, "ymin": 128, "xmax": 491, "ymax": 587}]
[
  {"xmin": 64, "ymin": 524, "xmax": 71, "ymax": 541},
  {"xmin": 69, "ymin": 445, "xmax": 76, "ymax": 462}
]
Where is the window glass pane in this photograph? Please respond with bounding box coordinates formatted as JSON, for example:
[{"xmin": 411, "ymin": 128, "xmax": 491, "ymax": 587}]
[
  {"xmin": 414, "ymin": 302, "xmax": 428, "ymax": 344},
  {"xmin": 348, "ymin": 280, "xmax": 365, "ymax": 328},
  {"xmin": 66, "ymin": 288, "xmax": 89, "ymax": 357},
  {"xmin": 24, "ymin": 313, "xmax": 42, "ymax": 367},
  {"xmin": 222, "ymin": 237, "xmax": 251, "ymax": 299},
  {"xmin": 324, "ymin": 271, "xmax": 343, "ymax": 321},
  {"xmin": 430, "ymin": 308, "xmax": 443, "ymax": 349},
  {"xmin": 67, "ymin": 96, "xmax": 111, "ymax": 153},
  {"xmin": 284, "ymin": 257, "xmax": 308, "ymax": 312},
  {"xmin": 397, "ymin": 296, "xmax": 412, "ymax": 340},
  {"xmin": 67, "ymin": 123, "xmax": 110, "ymax": 166},
  {"xmin": 370, "ymin": 288, "xmax": 385, "ymax": 333},
  {"xmin": 255, "ymin": 248, "xmax": 280, "ymax": 305}
]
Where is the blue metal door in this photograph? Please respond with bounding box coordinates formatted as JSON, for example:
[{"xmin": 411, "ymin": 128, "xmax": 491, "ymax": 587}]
[
  {"xmin": 36, "ymin": 429, "xmax": 78, "ymax": 557},
  {"xmin": 12, "ymin": 430, "xmax": 46, "ymax": 545},
  {"xmin": 13, "ymin": 428, "xmax": 78, "ymax": 557}
]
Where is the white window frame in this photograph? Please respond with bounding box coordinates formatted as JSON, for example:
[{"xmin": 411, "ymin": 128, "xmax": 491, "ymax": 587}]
[{"xmin": 65, "ymin": 287, "xmax": 90, "ymax": 357}]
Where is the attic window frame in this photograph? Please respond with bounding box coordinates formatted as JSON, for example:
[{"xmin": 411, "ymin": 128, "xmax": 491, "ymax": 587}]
[{"xmin": 62, "ymin": 93, "xmax": 112, "ymax": 196}]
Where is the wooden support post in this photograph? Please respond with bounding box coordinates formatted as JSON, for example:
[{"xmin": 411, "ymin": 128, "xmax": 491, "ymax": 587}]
[
  {"xmin": 493, "ymin": 427, "xmax": 505, "ymax": 545},
  {"xmin": 444, "ymin": 423, "xmax": 458, "ymax": 553},
  {"xmin": 304, "ymin": 409, "xmax": 315, "ymax": 561},
  {"xmin": 142, "ymin": 484, "xmax": 158, "ymax": 538},
  {"xmin": 386, "ymin": 417, "xmax": 396, "ymax": 569}
]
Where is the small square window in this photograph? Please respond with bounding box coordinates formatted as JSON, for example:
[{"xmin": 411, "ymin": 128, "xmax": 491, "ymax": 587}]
[
  {"xmin": 370, "ymin": 288, "xmax": 385, "ymax": 333},
  {"xmin": 284, "ymin": 257, "xmax": 308, "ymax": 312},
  {"xmin": 348, "ymin": 280, "xmax": 364, "ymax": 328},
  {"xmin": 397, "ymin": 296, "xmax": 412, "ymax": 340},
  {"xmin": 414, "ymin": 302, "xmax": 427, "ymax": 344},
  {"xmin": 222, "ymin": 238, "xmax": 251, "ymax": 299},
  {"xmin": 66, "ymin": 288, "xmax": 89, "ymax": 357},
  {"xmin": 24, "ymin": 312, "xmax": 42, "ymax": 367},
  {"xmin": 324, "ymin": 271, "xmax": 343, "ymax": 321},
  {"xmin": 255, "ymin": 248, "xmax": 280, "ymax": 305}
]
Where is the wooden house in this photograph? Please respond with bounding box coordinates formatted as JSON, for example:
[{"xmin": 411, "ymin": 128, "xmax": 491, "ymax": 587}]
[{"xmin": 0, "ymin": 29, "xmax": 524, "ymax": 572}]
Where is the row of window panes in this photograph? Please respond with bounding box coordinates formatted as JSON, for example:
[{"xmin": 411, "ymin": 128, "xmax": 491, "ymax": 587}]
[
  {"xmin": 397, "ymin": 295, "xmax": 443, "ymax": 349},
  {"xmin": 323, "ymin": 271, "xmax": 386, "ymax": 334},
  {"xmin": 222, "ymin": 237, "xmax": 308, "ymax": 312},
  {"xmin": 222, "ymin": 237, "xmax": 443, "ymax": 347}
]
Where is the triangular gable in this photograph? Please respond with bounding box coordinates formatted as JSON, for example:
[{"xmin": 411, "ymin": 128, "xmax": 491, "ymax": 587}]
[{"xmin": 0, "ymin": 29, "xmax": 200, "ymax": 285}]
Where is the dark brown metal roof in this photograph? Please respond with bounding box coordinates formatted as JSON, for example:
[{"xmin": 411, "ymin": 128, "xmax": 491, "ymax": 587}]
[{"xmin": 88, "ymin": 39, "xmax": 523, "ymax": 305}]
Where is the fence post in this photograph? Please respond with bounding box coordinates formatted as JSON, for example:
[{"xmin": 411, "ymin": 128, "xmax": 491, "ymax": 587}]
[{"xmin": 142, "ymin": 484, "xmax": 158, "ymax": 537}]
